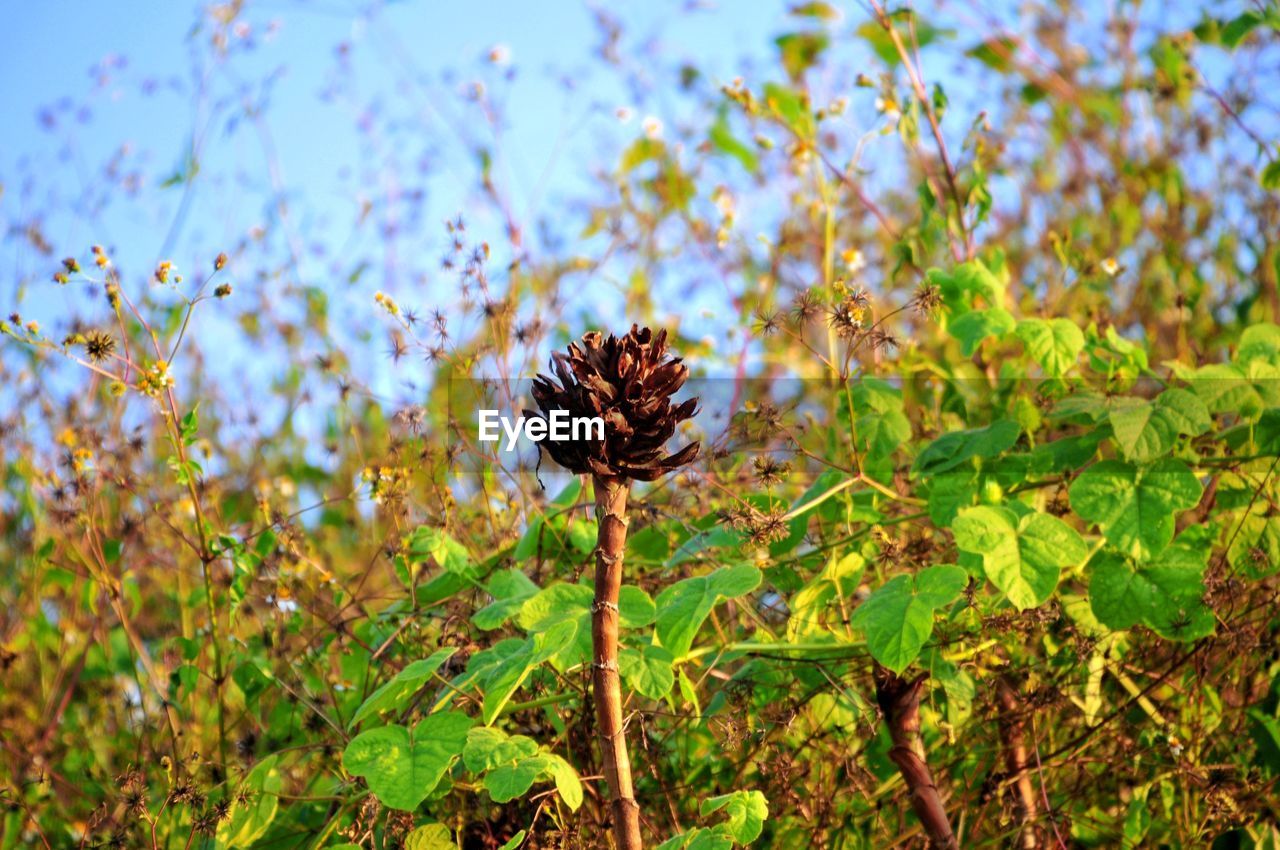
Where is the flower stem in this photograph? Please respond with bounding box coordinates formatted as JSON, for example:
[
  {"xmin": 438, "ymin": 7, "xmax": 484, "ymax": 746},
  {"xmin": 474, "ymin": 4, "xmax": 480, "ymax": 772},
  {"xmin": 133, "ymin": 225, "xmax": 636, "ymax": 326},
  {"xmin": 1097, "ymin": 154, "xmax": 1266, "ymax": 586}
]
[{"xmin": 592, "ymin": 475, "xmax": 642, "ymax": 849}]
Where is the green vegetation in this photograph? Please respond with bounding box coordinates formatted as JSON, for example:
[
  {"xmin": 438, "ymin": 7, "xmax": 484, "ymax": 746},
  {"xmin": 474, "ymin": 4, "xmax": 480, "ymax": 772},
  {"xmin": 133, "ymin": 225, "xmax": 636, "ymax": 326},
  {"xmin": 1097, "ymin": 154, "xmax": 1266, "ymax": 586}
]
[{"xmin": 3, "ymin": 2, "xmax": 1280, "ymax": 848}]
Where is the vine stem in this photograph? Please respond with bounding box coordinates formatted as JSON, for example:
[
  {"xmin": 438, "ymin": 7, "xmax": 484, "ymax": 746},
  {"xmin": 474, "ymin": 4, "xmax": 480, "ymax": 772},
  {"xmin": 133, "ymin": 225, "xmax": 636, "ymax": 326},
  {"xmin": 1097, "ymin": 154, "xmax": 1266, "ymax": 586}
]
[
  {"xmin": 873, "ymin": 666, "xmax": 959, "ymax": 850},
  {"xmin": 592, "ymin": 475, "xmax": 643, "ymax": 849},
  {"xmin": 996, "ymin": 676, "xmax": 1040, "ymax": 849}
]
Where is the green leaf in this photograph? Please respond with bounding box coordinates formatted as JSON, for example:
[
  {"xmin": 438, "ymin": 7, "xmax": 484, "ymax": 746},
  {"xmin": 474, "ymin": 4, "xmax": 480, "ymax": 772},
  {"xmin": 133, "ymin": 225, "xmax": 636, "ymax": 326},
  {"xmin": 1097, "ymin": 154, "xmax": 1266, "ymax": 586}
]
[
  {"xmin": 180, "ymin": 404, "xmax": 200, "ymax": 446},
  {"xmin": 620, "ymin": 644, "xmax": 676, "ymax": 700},
  {"xmin": 762, "ymin": 82, "xmax": 814, "ymax": 140},
  {"xmin": 700, "ymin": 790, "xmax": 769, "ymax": 843},
  {"xmin": 543, "ymin": 753, "xmax": 584, "ymax": 811},
  {"xmin": 949, "ymin": 307, "xmax": 1015, "ymax": 356},
  {"xmin": 655, "ymin": 564, "xmax": 762, "ymax": 658},
  {"xmin": 709, "ymin": 111, "xmax": 758, "ymax": 173},
  {"xmin": 485, "ymin": 755, "xmax": 547, "ymax": 802},
  {"xmin": 409, "ymin": 527, "xmax": 475, "ymax": 576},
  {"xmin": 856, "ymin": 15, "xmax": 951, "ymax": 66},
  {"xmin": 1187, "ymin": 363, "xmax": 1275, "ymax": 417},
  {"xmin": 967, "ymin": 36, "xmax": 1018, "ymax": 71},
  {"xmin": 1238, "ymin": 323, "xmax": 1280, "ymax": 366},
  {"xmin": 913, "ymin": 419, "xmax": 1020, "ymax": 477},
  {"xmin": 1227, "ymin": 512, "xmax": 1280, "ymax": 578},
  {"xmin": 499, "ymin": 831, "xmax": 527, "ymax": 850},
  {"xmin": 348, "ymin": 647, "xmax": 456, "ymax": 729},
  {"xmin": 516, "ymin": 582, "xmax": 655, "ymax": 670},
  {"xmin": 787, "ymin": 550, "xmax": 866, "ymax": 639},
  {"xmin": 519, "ymin": 583, "xmax": 654, "ymax": 632},
  {"xmin": 1088, "ymin": 545, "xmax": 1214, "ymax": 640},
  {"xmin": 342, "ymin": 712, "xmax": 473, "ymax": 811},
  {"xmin": 518, "ymin": 583, "xmax": 593, "ymax": 632},
  {"xmin": 953, "ymin": 506, "xmax": 1086, "ymax": 609},
  {"xmin": 621, "ymin": 137, "xmax": 666, "ymax": 171},
  {"xmin": 1015, "ymin": 318, "xmax": 1084, "ymax": 377},
  {"xmin": 656, "ymin": 829, "xmax": 735, "ymax": 850},
  {"xmin": 931, "ymin": 259, "xmax": 1005, "ymax": 311},
  {"xmin": 1262, "ymin": 159, "xmax": 1280, "ymax": 192},
  {"xmin": 848, "ymin": 378, "xmax": 910, "ymax": 462},
  {"xmin": 850, "ymin": 564, "xmax": 967, "ymax": 673},
  {"xmin": 1222, "ymin": 10, "xmax": 1264, "ymax": 48},
  {"xmin": 775, "ymin": 31, "xmax": 829, "ymax": 79},
  {"xmin": 473, "ymin": 569, "xmax": 540, "ymax": 630},
  {"xmin": 463, "ymin": 727, "xmax": 539, "ymax": 773},
  {"xmin": 1069, "ymin": 459, "xmax": 1203, "ymax": 559},
  {"xmin": 404, "ymin": 824, "xmax": 454, "ymax": 850},
  {"xmin": 215, "ymin": 755, "xmax": 282, "ymax": 848},
  {"xmin": 480, "ymin": 620, "xmax": 577, "ymax": 723},
  {"xmin": 1108, "ymin": 389, "xmax": 1210, "ymax": 462},
  {"xmin": 462, "ymin": 727, "xmax": 579, "ymax": 809}
]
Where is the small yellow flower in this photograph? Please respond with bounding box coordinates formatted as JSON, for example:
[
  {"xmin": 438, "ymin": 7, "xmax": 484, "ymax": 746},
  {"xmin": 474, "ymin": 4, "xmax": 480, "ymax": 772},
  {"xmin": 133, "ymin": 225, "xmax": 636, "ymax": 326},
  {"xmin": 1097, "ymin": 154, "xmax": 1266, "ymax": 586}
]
[
  {"xmin": 138, "ymin": 360, "xmax": 175, "ymax": 397},
  {"xmin": 374, "ymin": 291, "xmax": 400, "ymax": 316},
  {"xmin": 72, "ymin": 448, "xmax": 93, "ymax": 473},
  {"xmin": 57, "ymin": 428, "xmax": 78, "ymax": 447}
]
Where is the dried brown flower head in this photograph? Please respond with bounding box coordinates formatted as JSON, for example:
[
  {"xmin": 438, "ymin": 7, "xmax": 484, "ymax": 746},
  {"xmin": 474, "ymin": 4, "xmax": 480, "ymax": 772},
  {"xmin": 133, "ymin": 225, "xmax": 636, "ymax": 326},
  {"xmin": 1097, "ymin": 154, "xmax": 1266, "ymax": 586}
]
[
  {"xmin": 913, "ymin": 283, "xmax": 942, "ymax": 317},
  {"xmin": 791, "ymin": 290, "xmax": 823, "ymax": 323},
  {"xmin": 530, "ymin": 325, "xmax": 699, "ymax": 481},
  {"xmin": 84, "ymin": 330, "xmax": 116, "ymax": 363},
  {"xmin": 752, "ymin": 455, "xmax": 791, "ymax": 486}
]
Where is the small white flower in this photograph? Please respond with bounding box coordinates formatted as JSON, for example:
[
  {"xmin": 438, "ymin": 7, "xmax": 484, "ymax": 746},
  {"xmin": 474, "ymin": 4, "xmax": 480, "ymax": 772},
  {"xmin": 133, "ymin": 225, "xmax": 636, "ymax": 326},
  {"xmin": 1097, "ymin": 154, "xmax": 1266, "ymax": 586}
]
[
  {"xmin": 874, "ymin": 97, "xmax": 900, "ymax": 119},
  {"xmin": 1101, "ymin": 257, "xmax": 1120, "ymax": 276},
  {"xmin": 642, "ymin": 116, "xmax": 663, "ymax": 139}
]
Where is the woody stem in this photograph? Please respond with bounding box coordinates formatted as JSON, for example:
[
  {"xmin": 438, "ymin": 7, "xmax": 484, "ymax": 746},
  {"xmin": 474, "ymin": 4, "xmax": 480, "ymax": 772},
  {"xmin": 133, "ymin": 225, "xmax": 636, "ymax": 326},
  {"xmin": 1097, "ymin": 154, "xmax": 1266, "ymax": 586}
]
[
  {"xmin": 874, "ymin": 666, "xmax": 959, "ymax": 850},
  {"xmin": 592, "ymin": 475, "xmax": 642, "ymax": 849}
]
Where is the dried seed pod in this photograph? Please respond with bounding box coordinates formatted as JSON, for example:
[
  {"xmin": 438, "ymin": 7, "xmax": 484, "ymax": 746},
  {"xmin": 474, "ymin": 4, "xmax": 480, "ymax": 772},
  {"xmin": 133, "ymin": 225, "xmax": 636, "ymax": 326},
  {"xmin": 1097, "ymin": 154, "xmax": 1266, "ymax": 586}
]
[{"xmin": 529, "ymin": 324, "xmax": 699, "ymax": 481}]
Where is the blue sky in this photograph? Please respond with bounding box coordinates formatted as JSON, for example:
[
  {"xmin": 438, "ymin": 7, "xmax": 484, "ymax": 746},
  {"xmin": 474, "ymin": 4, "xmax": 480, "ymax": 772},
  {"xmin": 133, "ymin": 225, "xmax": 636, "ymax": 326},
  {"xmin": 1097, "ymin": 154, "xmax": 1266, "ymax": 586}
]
[
  {"xmin": 0, "ymin": 1, "xmax": 786, "ymax": 286},
  {"xmin": 0, "ymin": 2, "xmax": 799, "ymax": 402},
  {"xmin": 1, "ymin": 0, "xmax": 1272, "ymax": 416}
]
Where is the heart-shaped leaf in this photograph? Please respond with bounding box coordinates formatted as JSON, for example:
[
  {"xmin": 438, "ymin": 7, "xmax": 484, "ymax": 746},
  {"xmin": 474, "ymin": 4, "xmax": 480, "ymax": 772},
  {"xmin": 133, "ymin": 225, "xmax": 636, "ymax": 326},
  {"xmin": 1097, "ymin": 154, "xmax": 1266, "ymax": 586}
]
[
  {"xmin": 1088, "ymin": 545, "xmax": 1214, "ymax": 640},
  {"xmin": 655, "ymin": 564, "xmax": 762, "ymax": 658},
  {"xmin": 700, "ymin": 790, "xmax": 769, "ymax": 843},
  {"xmin": 1069, "ymin": 459, "xmax": 1202, "ymax": 559},
  {"xmin": 342, "ymin": 711, "xmax": 472, "ymax": 810},
  {"xmin": 952, "ymin": 506, "xmax": 1086, "ymax": 609},
  {"xmin": 850, "ymin": 564, "xmax": 967, "ymax": 673},
  {"xmin": 1016, "ymin": 317, "xmax": 1084, "ymax": 377}
]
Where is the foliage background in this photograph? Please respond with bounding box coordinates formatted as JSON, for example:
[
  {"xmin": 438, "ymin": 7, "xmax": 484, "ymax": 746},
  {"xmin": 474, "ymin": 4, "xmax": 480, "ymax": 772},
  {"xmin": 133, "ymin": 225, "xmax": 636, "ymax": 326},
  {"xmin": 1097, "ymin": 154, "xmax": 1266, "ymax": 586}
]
[{"xmin": 2, "ymin": 0, "xmax": 1280, "ymax": 848}]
